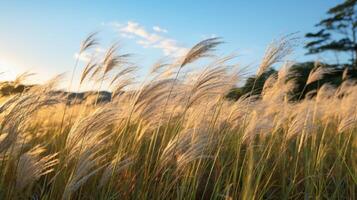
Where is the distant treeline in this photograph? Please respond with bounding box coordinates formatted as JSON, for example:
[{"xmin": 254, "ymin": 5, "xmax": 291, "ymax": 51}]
[
  {"xmin": 0, "ymin": 82, "xmax": 112, "ymax": 105},
  {"xmin": 226, "ymin": 62, "xmax": 357, "ymax": 101}
]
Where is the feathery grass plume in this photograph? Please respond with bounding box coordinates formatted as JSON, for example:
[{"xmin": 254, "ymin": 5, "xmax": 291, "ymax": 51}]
[
  {"xmin": 180, "ymin": 37, "xmax": 222, "ymax": 68},
  {"xmin": 66, "ymin": 106, "xmax": 120, "ymax": 152},
  {"xmin": 277, "ymin": 61, "xmax": 295, "ymax": 82},
  {"xmin": 159, "ymin": 128, "xmax": 213, "ymax": 172},
  {"xmin": 63, "ymin": 142, "xmax": 108, "ymax": 198},
  {"xmin": 79, "ymin": 32, "xmax": 99, "ymax": 54},
  {"xmin": 0, "ymin": 122, "xmax": 20, "ymax": 153},
  {"xmin": 16, "ymin": 146, "xmax": 58, "ymax": 192},
  {"xmin": 316, "ymin": 83, "xmax": 335, "ymax": 102},
  {"xmin": 150, "ymin": 57, "xmax": 172, "ymax": 74},
  {"xmin": 338, "ymin": 112, "xmax": 357, "ymax": 133},
  {"xmin": 257, "ymin": 35, "xmax": 296, "ymax": 77},
  {"xmin": 0, "ymin": 76, "xmax": 63, "ymax": 153},
  {"xmin": 226, "ymin": 94, "xmax": 258, "ymax": 127},
  {"xmin": 69, "ymin": 32, "xmax": 99, "ymax": 94},
  {"xmin": 102, "ymin": 43, "xmax": 131, "ymax": 76},
  {"xmin": 334, "ymin": 79, "xmax": 357, "ymax": 97},
  {"xmin": 262, "ymin": 78, "xmax": 296, "ymax": 103},
  {"xmin": 184, "ymin": 63, "xmax": 238, "ymax": 108},
  {"xmin": 243, "ymin": 111, "xmax": 275, "ymax": 142},
  {"xmin": 99, "ymin": 155, "xmax": 134, "ymax": 187},
  {"xmin": 13, "ymin": 71, "xmax": 36, "ymax": 87},
  {"xmin": 111, "ymin": 78, "xmax": 133, "ymax": 98},
  {"xmin": 262, "ymin": 73, "xmax": 278, "ymax": 94},
  {"xmin": 160, "ymin": 129, "xmax": 195, "ymax": 167},
  {"xmin": 305, "ymin": 89, "xmax": 318, "ymax": 99},
  {"xmin": 109, "ymin": 65, "xmax": 137, "ymax": 87},
  {"xmin": 287, "ymin": 102, "xmax": 314, "ymax": 139},
  {"xmin": 130, "ymin": 79, "xmax": 184, "ymax": 127},
  {"xmin": 80, "ymin": 58, "xmax": 98, "ymax": 85},
  {"xmin": 175, "ymin": 130, "xmax": 214, "ymax": 173},
  {"xmin": 90, "ymin": 65, "xmax": 104, "ymax": 82},
  {"xmin": 306, "ymin": 61, "xmax": 335, "ymax": 85},
  {"xmin": 342, "ymin": 67, "xmax": 349, "ymax": 81},
  {"xmin": 64, "ymin": 107, "xmax": 115, "ymax": 196},
  {"xmin": 150, "ymin": 57, "xmax": 178, "ymax": 80}
]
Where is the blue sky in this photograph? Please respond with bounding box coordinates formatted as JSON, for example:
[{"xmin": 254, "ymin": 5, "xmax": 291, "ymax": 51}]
[{"xmin": 0, "ymin": 0, "xmax": 342, "ymax": 87}]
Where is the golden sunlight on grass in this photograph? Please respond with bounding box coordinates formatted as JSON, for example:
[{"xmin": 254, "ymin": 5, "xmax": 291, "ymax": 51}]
[{"xmin": 0, "ymin": 34, "xmax": 355, "ymax": 200}]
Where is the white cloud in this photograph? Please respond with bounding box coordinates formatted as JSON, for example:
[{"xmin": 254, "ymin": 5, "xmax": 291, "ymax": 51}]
[
  {"xmin": 153, "ymin": 26, "xmax": 168, "ymax": 33},
  {"xmin": 74, "ymin": 47, "xmax": 105, "ymax": 62},
  {"xmin": 111, "ymin": 21, "xmax": 188, "ymax": 57},
  {"xmin": 153, "ymin": 39, "xmax": 187, "ymax": 56},
  {"xmin": 74, "ymin": 52, "xmax": 91, "ymax": 62}
]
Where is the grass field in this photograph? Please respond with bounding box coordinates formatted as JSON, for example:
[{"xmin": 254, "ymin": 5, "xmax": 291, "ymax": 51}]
[{"xmin": 0, "ymin": 35, "xmax": 355, "ymax": 199}]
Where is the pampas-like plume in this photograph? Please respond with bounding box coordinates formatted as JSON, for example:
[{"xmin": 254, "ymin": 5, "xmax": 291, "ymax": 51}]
[
  {"xmin": 0, "ymin": 76, "xmax": 63, "ymax": 153},
  {"xmin": 150, "ymin": 57, "xmax": 172, "ymax": 75},
  {"xmin": 130, "ymin": 79, "xmax": 184, "ymax": 127},
  {"xmin": 111, "ymin": 78, "xmax": 133, "ymax": 98},
  {"xmin": 316, "ymin": 84, "xmax": 336, "ymax": 102},
  {"xmin": 159, "ymin": 128, "xmax": 214, "ymax": 173},
  {"xmin": 180, "ymin": 37, "xmax": 222, "ymax": 68},
  {"xmin": 287, "ymin": 102, "xmax": 314, "ymax": 139},
  {"xmin": 175, "ymin": 130, "xmax": 213, "ymax": 173},
  {"xmin": 338, "ymin": 115, "xmax": 356, "ymax": 133},
  {"xmin": 66, "ymin": 106, "xmax": 121, "ymax": 152},
  {"xmin": 99, "ymin": 155, "xmax": 134, "ymax": 187},
  {"xmin": 16, "ymin": 146, "xmax": 58, "ymax": 191},
  {"xmin": 102, "ymin": 43, "xmax": 131, "ymax": 75},
  {"xmin": 13, "ymin": 72, "xmax": 36, "ymax": 87},
  {"xmin": 306, "ymin": 62, "xmax": 335, "ymax": 85},
  {"xmin": 63, "ymin": 142, "xmax": 107, "ymax": 198},
  {"xmin": 262, "ymin": 73, "xmax": 278, "ymax": 94},
  {"xmin": 257, "ymin": 35, "xmax": 295, "ymax": 77},
  {"xmin": 79, "ymin": 32, "xmax": 99, "ymax": 54},
  {"xmin": 185, "ymin": 63, "xmax": 238, "ymax": 108},
  {"xmin": 80, "ymin": 58, "xmax": 98, "ymax": 85},
  {"xmin": 160, "ymin": 130, "xmax": 194, "ymax": 166},
  {"xmin": 64, "ymin": 107, "xmax": 116, "ymax": 197},
  {"xmin": 243, "ymin": 111, "xmax": 275, "ymax": 142},
  {"xmin": 277, "ymin": 61, "xmax": 295, "ymax": 82},
  {"xmin": 109, "ymin": 65, "xmax": 137, "ymax": 87},
  {"xmin": 342, "ymin": 67, "xmax": 349, "ymax": 81}
]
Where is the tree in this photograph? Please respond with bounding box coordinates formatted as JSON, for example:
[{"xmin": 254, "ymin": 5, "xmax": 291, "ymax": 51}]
[
  {"xmin": 226, "ymin": 68, "xmax": 277, "ymax": 100},
  {"xmin": 305, "ymin": 0, "xmax": 357, "ymax": 68}
]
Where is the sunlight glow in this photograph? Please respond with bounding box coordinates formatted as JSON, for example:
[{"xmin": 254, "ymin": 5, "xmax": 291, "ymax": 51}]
[{"xmin": 0, "ymin": 59, "xmax": 20, "ymax": 81}]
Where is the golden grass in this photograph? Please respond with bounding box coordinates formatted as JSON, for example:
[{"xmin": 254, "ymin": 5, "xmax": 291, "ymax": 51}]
[{"xmin": 0, "ymin": 35, "xmax": 355, "ymax": 200}]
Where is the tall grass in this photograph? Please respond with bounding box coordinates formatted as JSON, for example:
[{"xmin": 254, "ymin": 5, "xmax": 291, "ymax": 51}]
[{"xmin": 0, "ymin": 35, "xmax": 355, "ymax": 200}]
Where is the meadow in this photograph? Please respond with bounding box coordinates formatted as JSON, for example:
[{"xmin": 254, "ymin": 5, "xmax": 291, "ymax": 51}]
[{"xmin": 0, "ymin": 34, "xmax": 355, "ymax": 199}]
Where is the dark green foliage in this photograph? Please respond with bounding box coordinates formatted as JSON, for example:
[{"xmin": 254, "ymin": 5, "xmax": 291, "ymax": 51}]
[
  {"xmin": 226, "ymin": 68, "xmax": 277, "ymax": 100},
  {"xmin": 226, "ymin": 87, "xmax": 244, "ymax": 101},
  {"xmin": 288, "ymin": 62, "xmax": 343, "ymax": 100},
  {"xmin": 305, "ymin": 0, "xmax": 357, "ymax": 67},
  {"xmin": 241, "ymin": 68, "xmax": 277, "ymax": 95},
  {"xmin": 226, "ymin": 62, "xmax": 357, "ymax": 101}
]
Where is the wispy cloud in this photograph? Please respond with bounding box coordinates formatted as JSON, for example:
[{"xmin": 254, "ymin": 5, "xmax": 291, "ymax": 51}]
[
  {"xmin": 109, "ymin": 21, "xmax": 188, "ymax": 57},
  {"xmin": 153, "ymin": 26, "xmax": 168, "ymax": 33},
  {"xmin": 74, "ymin": 47, "xmax": 105, "ymax": 62}
]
